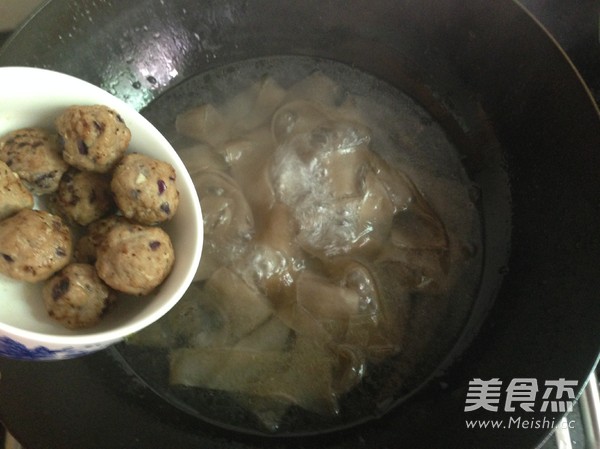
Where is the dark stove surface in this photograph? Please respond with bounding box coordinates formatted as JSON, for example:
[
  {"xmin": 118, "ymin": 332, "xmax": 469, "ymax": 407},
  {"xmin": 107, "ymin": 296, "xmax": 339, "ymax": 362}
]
[
  {"xmin": 0, "ymin": 1, "xmax": 598, "ymax": 448},
  {"xmin": 515, "ymin": 4, "xmax": 600, "ymax": 444},
  {"xmin": 519, "ymin": 0, "xmax": 600, "ymax": 104}
]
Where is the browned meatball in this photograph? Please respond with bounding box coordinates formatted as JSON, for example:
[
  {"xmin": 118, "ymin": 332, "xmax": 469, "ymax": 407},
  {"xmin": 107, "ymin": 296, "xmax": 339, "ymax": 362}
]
[
  {"xmin": 0, "ymin": 159, "xmax": 33, "ymax": 220},
  {"xmin": 0, "ymin": 209, "xmax": 72, "ymax": 282},
  {"xmin": 43, "ymin": 263, "xmax": 116, "ymax": 329},
  {"xmin": 53, "ymin": 169, "xmax": 115, "ymax": 226},
  {"xmin": 111, "ymin": 153, "xmax": 180, "ymax": 225},
  {"xmin": 0, "ymin": 127, "xmax": 69, "ymax": 195},
  {"xmin": 95, "ymin": 223, "xmax": 175, "ymax": 295},
  {"xmin": 73, "ymin": 215, "xmax": 130, "ymax": 264},
  {"xmin": 55, "ymin": 105, "xmax": 131, "ymax": 173}
]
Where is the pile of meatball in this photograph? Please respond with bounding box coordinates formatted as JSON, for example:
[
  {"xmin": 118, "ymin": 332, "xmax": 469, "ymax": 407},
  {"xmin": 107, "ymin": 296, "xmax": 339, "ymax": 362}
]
[{"xmin": 0, "ymin": 105, "xmax": 179, "ymax": 329}]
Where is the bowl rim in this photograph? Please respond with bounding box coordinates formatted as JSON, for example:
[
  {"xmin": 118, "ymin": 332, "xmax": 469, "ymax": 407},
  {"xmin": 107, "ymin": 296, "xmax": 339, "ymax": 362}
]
[{"xmin": 0, "ymin": 66, "xmax": 203, "ymax": 347}]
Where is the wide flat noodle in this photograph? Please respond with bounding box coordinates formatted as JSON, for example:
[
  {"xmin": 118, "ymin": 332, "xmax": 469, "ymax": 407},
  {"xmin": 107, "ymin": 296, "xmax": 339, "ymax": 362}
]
[
  {"xmin": 127, "ymin": 283, "xmax": 230, "ymax": 349},
  {"xmin": 169, "ymin": 336, "xmax": 338, "ymax": 417},
  {"xmin": 221, "ymin": 76, "xmax": 287, "ymax": 134},
  {"xmin": 192, "ymin": 171, "xmax": 255, "ymax": 281},
  {"xmin": 176, "ymin": 143, "xmax": 228, "ymax": 175},
  {"xmin": 218, "ymin": 127, "xmax": 277, "ymax": 229},
  {"xmin": 204, "ymin": 267, "xmax": 273, "ymax": 343},
  {"xmin": 175, "ymin": 104, "xmax": 231, "ymax": 147}
]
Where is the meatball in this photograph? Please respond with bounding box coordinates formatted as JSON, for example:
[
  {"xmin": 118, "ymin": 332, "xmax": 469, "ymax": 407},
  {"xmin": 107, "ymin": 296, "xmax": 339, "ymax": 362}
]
[
  {"xmin": 0, "ymin": 127, "xmax": 69, "ymax": 195},
  {"xmin": 95, "ymin": 223, "xmax": 175, "ymax": 295},
  {"xmin": 43, "ymin": 263, "xmax": 116, "ymax": 329},
  {"xmin": 55, "ymin": 104, "xmax": 131, "ymax": 173},
  {"xmin": 74, "ymin": 215, "xmax": 130, "ymax": 264},
  {"xmin": 0, "ymin": 209, "xmax": 72, "ymax": 282},
  {"xmin": 111, "ymin": 153, "xmax": 180, "ymax": 224},
  {"xmin": 53, "ymin": 169, "xmax": 115, "ymax": 226},
  {"xmin": 0, "ymin": 159, "xmax": 33, "ymax": 220}
]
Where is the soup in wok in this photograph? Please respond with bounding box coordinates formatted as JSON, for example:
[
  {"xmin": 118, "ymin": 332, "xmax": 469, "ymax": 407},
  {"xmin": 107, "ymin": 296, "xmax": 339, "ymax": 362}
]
[{"xmin": 118, "ymin": 56, "xmax": 487, "ymax": 435}]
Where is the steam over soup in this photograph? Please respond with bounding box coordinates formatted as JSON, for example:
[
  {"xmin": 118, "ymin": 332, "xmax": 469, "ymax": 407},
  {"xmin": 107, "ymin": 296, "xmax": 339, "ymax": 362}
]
[{"xmin": 124, "ymin": 57, "xmax": 482, "ymax": 434}]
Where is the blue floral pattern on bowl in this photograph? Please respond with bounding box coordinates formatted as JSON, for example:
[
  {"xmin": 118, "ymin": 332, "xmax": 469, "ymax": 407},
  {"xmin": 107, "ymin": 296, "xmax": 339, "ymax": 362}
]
[{"xmin": 0, "ymin": 336, "xmax": 97, "ymax": 360}]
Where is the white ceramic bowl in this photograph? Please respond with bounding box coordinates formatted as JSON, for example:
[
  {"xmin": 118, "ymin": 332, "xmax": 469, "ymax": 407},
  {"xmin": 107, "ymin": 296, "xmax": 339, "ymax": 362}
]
[{"xmin": 0, "ymin": 67, "xmax": 203, "ymax": 360}]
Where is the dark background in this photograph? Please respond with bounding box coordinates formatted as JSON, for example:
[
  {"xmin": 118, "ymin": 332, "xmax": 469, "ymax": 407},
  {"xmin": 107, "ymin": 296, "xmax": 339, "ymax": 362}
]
[{"xmin": 0, "ymin": 0, "xmax": 598, "ymax": 447}]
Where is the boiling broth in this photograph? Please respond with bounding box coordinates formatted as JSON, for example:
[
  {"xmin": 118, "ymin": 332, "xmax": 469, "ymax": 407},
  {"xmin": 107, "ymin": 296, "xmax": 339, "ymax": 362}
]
[{"xmin": 116, "ymin": 55, "xmax": 483, "ymax": 435}]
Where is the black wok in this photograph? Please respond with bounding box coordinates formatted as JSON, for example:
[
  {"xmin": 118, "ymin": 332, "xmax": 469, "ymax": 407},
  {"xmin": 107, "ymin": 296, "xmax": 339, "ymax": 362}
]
[{"xmin": 0, "ymin": 0, "xmax": 599, "ymax": 448}]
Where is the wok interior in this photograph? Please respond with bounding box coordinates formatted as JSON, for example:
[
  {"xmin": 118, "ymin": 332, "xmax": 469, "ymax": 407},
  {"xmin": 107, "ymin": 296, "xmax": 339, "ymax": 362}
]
[
  {"xmin": 117, "ymin": 55, "xmax": 496, "ymax": 434},
  {"xmin": 2, "ymin": 0, "xmax": 600, "ymax": 447},
  {"xmin": 47, "ymin": 0, "xmax": 511, "ymax": 435}
]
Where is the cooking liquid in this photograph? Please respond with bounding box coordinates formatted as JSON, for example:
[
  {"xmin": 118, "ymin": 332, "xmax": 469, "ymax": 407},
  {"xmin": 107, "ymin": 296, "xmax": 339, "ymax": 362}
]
[{"xmin": 115, "ymin": 56, "xmax": 485, "ymax": 435}]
